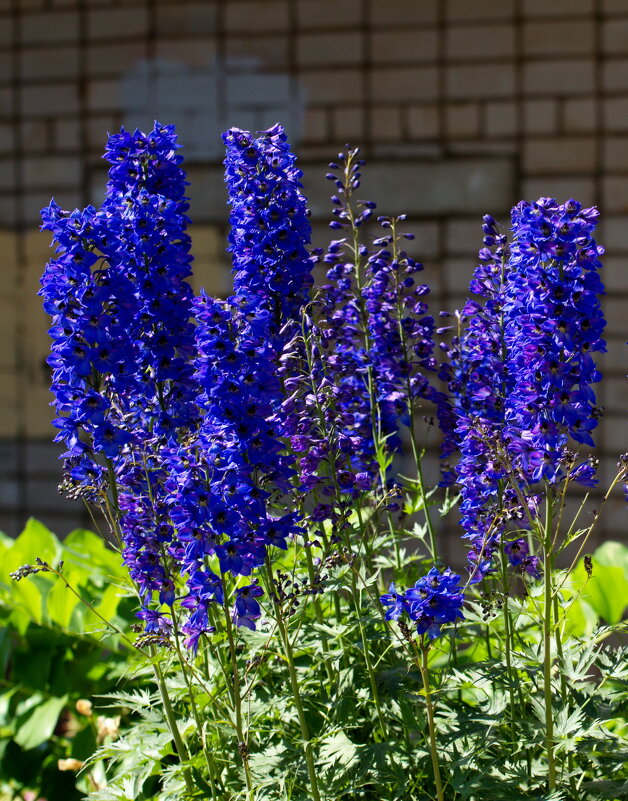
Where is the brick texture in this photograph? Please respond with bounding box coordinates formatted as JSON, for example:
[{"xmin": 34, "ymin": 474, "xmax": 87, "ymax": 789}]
[
  {"xmin": 524, "ymin": 60, "xmax": 595, "ymax": 96},
  {"xmin": 524, "ymin": 136, "xmax": 597, "ymax": 174},
  {"xmin": 523, "ymin": 21, "xmax": 594, "ymax": 56},
  {"xmin": 446, "ymin": 24, "xmax": 515, "ymax": 61}
]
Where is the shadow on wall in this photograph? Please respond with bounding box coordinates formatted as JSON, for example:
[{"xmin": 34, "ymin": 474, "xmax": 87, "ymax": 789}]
[{"xmin": 120, "ymin": 57, "xmax": 304, "ymax": 160}]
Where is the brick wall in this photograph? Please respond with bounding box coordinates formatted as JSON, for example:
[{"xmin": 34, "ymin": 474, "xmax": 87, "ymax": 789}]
[{"xmin": 0, "ymin": 0, "xmax": 625, "ymax": 552}]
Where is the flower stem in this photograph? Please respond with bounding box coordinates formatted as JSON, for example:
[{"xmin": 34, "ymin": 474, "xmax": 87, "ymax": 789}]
[
  {"xmin": 275, "ymin": 612, "xmax": 321, "ymax": 801},
  {"xmin": 304, "ymin": 546, "xmax": 335, "ymax": 688},
  {"xmin": 171, "ymin": 614, "xmax": 221, "ymax": 800},
  {"xmin": 152, "ymin": 655, "xmax": 195, "ymax": 797},
  {"xmin": 350, "ymin": 570, "xmax": 388, "ymax": 740},
  {"xmin": 222, "ymin": 584, "xmax": 255, "ymax": 801},
  {"xmin": 93, "ymin": 463, "xmax": 195, "ymax": 795},
  {"xmin": 417, "ymin": 641, "xmax": 444, "ymax": 801},
  {"xmin": 553, "ymin": 593, "xmax": 578, "ymax": 797},
  {"xmin": 543, "ymin": 493, "xmax": 557, "ymax": 792},
  {"xmin": 501, "ymin": 566, "xmax": 518, "ymax": 746}
]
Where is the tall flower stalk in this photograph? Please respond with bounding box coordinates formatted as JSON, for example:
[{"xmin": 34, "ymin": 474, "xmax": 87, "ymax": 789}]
[{"xmin": 450, "ymin": 197, "xmax": 607, "ymax": 791}]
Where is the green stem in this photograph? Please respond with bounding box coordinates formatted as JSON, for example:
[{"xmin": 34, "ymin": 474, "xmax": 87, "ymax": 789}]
[
  {"xmin": 96, "ymin": 460, "xmax": 195, "ymax": 794},
  {"xmin": 388, "ymin": 218, "xmax": 438, "ymax": 562},
  {"xmin": 222, "ymin": 583, "xmax": 255, "ymax": 801},
  {"xmin": 350, "ymin": 571, "xmax": 388, "ymax": 740},
  {"xmin": 553, "ymin": 593, "xmax": 577, "ymax": 796},
  {"xmin": 416, "ymin": 459, "xmax": 438, "ymax": 562},
  {"xmin": 102, "ymin": 456, "xmax": 125, "ymax": 550},
  {"xmin": 171, "ymin": 615, "xmax": 220, "ymax": 800},
  {"xmin": 305, "ymin": 547, "xmax": 335, "ymax": 688},
  {"xmin": 275, "ymin": 612, "xmax": 321, "ymax": 801},
  {"xmin": 417, "ymin": 642, "xmax": 444, "ymax": 801},
  {"xmin": 49, "ymin": 567, "xmax": 144, "ymax": 654},
  {"xmin": 501, "ymin": 565, "xmax": 518, "ymax": 747},
  {"xmin": 543, "ymin": 495, "xmax": 557, "ymax": 792},
  {"xmin": 152, "ymin": 656, "xmax": 195, "ymax": 797}
]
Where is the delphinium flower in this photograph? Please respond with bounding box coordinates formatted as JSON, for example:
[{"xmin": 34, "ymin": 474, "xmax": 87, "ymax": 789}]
[
  {"xmin": 41, "ymin": 123, "xmax": 195, "ymax": 468},
  {"xmin": 41, "ymin": 124, "xmax": 201, "ymax": 636},
  {"xmin": 446, "ymin": 215, "xmax": 516, "ymax": 581},
  {"xmin": 40, "ymin": 200, "xmax": 129, "ymax": 491},
  {"xmin": 380, "ymin": 567, "xmax": 464, "ymax": 640},
  {"xmin": 163, "ymin": 124, "xmax": 315, "ymax": 647},
  {"xmin": 362, "ymin": 215, "xmax": 445, "ymax": 454},
  {"xmin": 504, "ymin": 539, "xmax": 541, "ymax": 578},
  {"xmin": 322, "ymin": 153, "xmax": 441, "ymax": 472},
  {"xmin": 281, "ymin": 148, "xmax": 453, "ymax": 527},
  {"xmin": 101, "ymin": 124, "xmax": 197, "ymax": 437},
  {"xmin": 503, "ymin": 198, "xmax": 606, "ymax": 486},
  {"xmin": 223, "ymin": 123, "xmax": 314, "ymax": 342},
  {"xmin": 233, "ymin": 582, "xmax": 264, "ymax": 630},
  {"xmin": 450, "ymin": 199, "xmax": 606, "ymax": 583}
]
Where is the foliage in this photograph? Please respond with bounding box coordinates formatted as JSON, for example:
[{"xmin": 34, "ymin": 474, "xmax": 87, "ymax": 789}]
[
  {"xmin": 0, "ymin": 519, "xmax": 138, "ymax": 800},
  {"xmin": 4, "ymin": 525, "xmax": 626, "ymax": 800}
]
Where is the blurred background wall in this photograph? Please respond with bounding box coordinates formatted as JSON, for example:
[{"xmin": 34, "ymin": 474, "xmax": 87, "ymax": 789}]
[{"xmin": 0, "ymin": 0, "xmax": 626, "ymax": 555}]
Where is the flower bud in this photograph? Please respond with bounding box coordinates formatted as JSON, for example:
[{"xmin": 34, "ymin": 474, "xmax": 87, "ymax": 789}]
[
  {"xmin": 75, "ymin": 698, "xmax": 92, "ymax": 716},
  {"xmin": 58, "ymin": 758, "xmax": 84, "ymax": 772},
  {"xmin": 96, "ymin": 715, "xmax": 121, "ymax": 742}
]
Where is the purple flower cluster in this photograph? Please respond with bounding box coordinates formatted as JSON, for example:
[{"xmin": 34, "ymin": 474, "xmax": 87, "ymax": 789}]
[
  {"xmin": 380, "ymin": 567, "xmax": 464, "ymax": 640},
  {"xmin": 448, "ymin": 215, "xmax": 515, "ymax": 581},
  {"xmin": 40, "ymin": 123, "xmax": 195, "ymax": 489},
  {"xmin": 41, "ymin": 124, "xmax": 213, "ymax": 634},
  {"xmin": 503, "ymin": 198, "xmax": 605, "ymax": 484},
  {"xmin": 159, "ymin": 125, "xmax": 314, "ymax": 648},
  {"xmin": 41, "ymin": 122, "xmax": 315, "ymax": 651},
  {"xmin": 281, "ymin": 149, "xmax": 452, "ymax": 513},
  {"xmin": 42, "ymin": 113, "xmax": 608, "ymax": 658},
  {"xmin": 224, "ymin": 124, "xmax": 314, "ymax": 342},
  {"xmin": 450, "ymin": 199, "xmax": 606, "ymax": 582}
]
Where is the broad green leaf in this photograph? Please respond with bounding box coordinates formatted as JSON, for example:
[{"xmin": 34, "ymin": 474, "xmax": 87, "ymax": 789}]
[
  {"xmin": 593, "ymin": 540, "xmax": 628, "ymax": 577},
  {"xmin": 4, "ymin": 517, "xmax": 60, "ymax": 574},
  {"xmin": 92, "ymin": 582, "xmax": 124, "ymax": 624},
  {"xmin": 47, "ymin": 570, "xmax": 80, "ymax": 629},
  {"xmin": 7, "ymin": 575, "xmax": 46, "ymax": 623},
  {"xmin": 8, "ymin": 604, "xmax": 31, "ymax": 635},
  {"xmin": 568, "ymin": 543, "xmax": 628, "ymax": 625},
  {"xmin": 14, "ymin": 693, "xmax": 68, "ymax": 750},
  {"xmin": 562, "ymin": 596, "xmax": 598, "ymax": 637},
  {"xmin": 63, "ymin": 528, "xmax": 125, "ymax": 578}
]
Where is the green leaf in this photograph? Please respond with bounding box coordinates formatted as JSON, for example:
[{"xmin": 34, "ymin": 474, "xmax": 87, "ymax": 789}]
[
  {"xmin": 562, "ymin": 597, "xmax": 598, "ymax": 637},
  {"xmin": 5, "ymin": 518, "xmax": 60, "ymax": 573},
  {"xmin": 63, "ymin": 528, "xmax": 125, "ymax": 579},
  {"xmin": 47, "ymin": 570, "xmax": 80, "ymax": 629},
  {"xmin": 318, "ymin": 730, "xmax": 360, "ymax": 769},
  {"xmin": 594, "ymin": 540, "xmax": 628, "ymax": 577},
  {"xmin": 0, "ymin": 519, "xmax": 61, "ymax": 627},
  {"xmin": 92, "ymin": 583, "xmax": 124, "ymax": 625},
  {"xmin": 8, "ymin": 605, "xmax": 31, "ymax": 636},
  {"xmin": 0, "ymin": 687, "xmax": 18, "ymax": 728},
  {"xmin": 14, "ymin": 693, "xmax": 68, "ymax": 750},
  {"xmin": 564, "ymin": 541, "xmax": 628, "ymax": 627},
  {"xmin": 581, "ymin": 779, "xmax": 628, "ymax": 798},
  {"xmin": 8, "ymin": 575, "xmax": 48, "ymax": 624}
]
